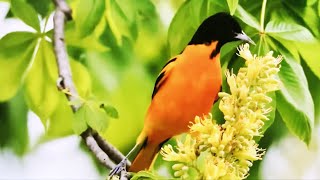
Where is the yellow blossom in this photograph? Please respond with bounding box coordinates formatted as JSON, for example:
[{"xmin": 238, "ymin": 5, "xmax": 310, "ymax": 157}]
[{"xmin": 160, "ymin": 44, "xmax": 282, "ymax": 179}]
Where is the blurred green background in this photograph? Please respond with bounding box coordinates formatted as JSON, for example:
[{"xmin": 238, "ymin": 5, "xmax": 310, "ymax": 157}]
[{"xmin": 0, "ymin": 0, "xmax": 319, "ymax": 179}]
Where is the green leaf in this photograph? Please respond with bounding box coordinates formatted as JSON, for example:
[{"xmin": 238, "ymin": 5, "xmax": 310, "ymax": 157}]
[
  {"xmin": 235, "ymin": 5, "xmax": 260, "ymax": 31},
  {"xmin": 105, "ymin": 0, "xmax": 136, "ymax": 45},
  {"xmin": 70, "ymin": 59, "xmax": 92, "ymax": 98},
  {"xmin": 0, "ymin": 32, "xmax": 37, "ymax": 101},
  {"xmin": 318, "ymin": 0, "xmax": 320, "ymax": 17},
  {"xmin": 63, "ymin": 22, "xmax": 109, "ymax": 52},
  {"xmin": 73, "ymin": 103, "xmax": 89, "ymax": 135},
  {"xmin": 131, "ymin": 170, "xmax": 165, "ymax": 180},
  {"xmin": 227, "ymin": 0, "xmax": 238, "ymax": 15},
  {"xmin": 302, "ymin": 60, "xmax": 320, "ymax": 125},
  {"xmin": 0, "ymin": 91, "xmax": 28, "ymax": 155},
  {"xmin": 47, "ymin": 96, "xmax": 74, "ymax": 137},
  {"xmin": 75, "ymin": 0, "xmax": 105, "ymax": 38},
  {"xmin": 295, "ymin": 41, "xmax": 320, "ymax": 79},
  {"xmin": 265, "ymin": 20, "xmax": 316, "ymax": 42},
  {"xmin": 167, "ymin": 0, "xmax": 204, "ymax": 55},
  {"xmin": 100, "ymin": 103, "xmax": 118, "ymax": 119},
  {"xmin": 276, "ymin": 53, "xmax": 314, "ymax": 145},
  {"xmin": 81, "ymin": 100, "xmax": 109, "ymax": 132},
  {"xmin": 11, "ymin": 0, "xmax": 41, "ymax": 31},
  {"xmin": 26, "ymin": 0, "xmax": 53, "ymax": 17},
  {"xmin": 24, "ymin": 40, "xmax": 60, "ymax": 124}
]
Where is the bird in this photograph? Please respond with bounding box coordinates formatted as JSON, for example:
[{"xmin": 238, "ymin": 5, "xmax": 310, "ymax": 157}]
[{"xmin": 111, "ymin": 12, "xmax": 255, "ymax": 174}]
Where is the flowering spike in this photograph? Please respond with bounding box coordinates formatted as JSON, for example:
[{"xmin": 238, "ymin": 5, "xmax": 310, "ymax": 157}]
[{"xmin": 160, "ymin": 44, "xmax": 282, "ymax": 179}]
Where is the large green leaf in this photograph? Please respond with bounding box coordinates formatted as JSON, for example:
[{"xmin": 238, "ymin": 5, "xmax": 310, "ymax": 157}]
[
  {"xmin": 26, "ymin": 0, "xmax": 53, "ymax": 17},
  {"xmin": 105, "ymin": 0, "xmax": 137, "ymax": 45},
  {"xmin": 295, "ymin": 41, "xmax": 320, "ymax": 79},
  {"xmin": 167, "ymin": 0, "xmax": 228, "ymax": 55},
  {"xmin": 75, "ymin": 0, "xmax": 105, "ymax": 38},
  {"xmin": 24, "ymin": 40, "xmax": 60, "ymax": 125},
  {"xmin": 318, "ymin": 0, "xmax": 320, "ymax": 17},
  {"xmin": 167, "ymin": 0, "xmax": 204, "ymax": 55},
  {"xmin": 265, "ymin": 20, "xmax": 316, "ymax": 42},
  {"xmin": 70, "ymin": 59, "xmax": 92, "ymax": 98},
  {"xmin": 0, "ymin": 91, "xmax": 28, "ymax": 155},
  {"xmin": 276, "ymin": 53, "xmax": 314, "ymax": 145},
  {"xmin": 62, "ymin": 22, "xmax": 109, "ymax": 52},
  {"xmin": 11, "ymin": 0, "xmax": 41, "ymax": 31},
  {"xmin": 227, "ymin": 0, "xmax": 238, "ymax": 15},
  {"xmin": 46, "ymin": 97, "xmax": 74, "ymax": 138},
  {"xmin": 235, "ymin": 5, "xmax": 260, "ymax": 31},
  {"xmin": 0, "ymin": 32, "xmax": 37, "ymax": 101},
  {"xmin": 302, "ymin": 60, "xmax": 320, "ymax": 125}
]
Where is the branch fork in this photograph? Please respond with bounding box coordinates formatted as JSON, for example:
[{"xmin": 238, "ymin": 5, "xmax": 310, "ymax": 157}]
[{"xmin": 52, "ymin": 0, "xmax": 130, "ymax": 178}]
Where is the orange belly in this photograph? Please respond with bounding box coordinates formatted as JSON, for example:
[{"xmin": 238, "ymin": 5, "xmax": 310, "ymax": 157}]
[{"xmin": 143, "ymin": 43, "xmax": 222, "ymax": 143}]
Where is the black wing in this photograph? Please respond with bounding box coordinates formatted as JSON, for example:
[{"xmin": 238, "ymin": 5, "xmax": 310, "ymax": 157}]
[{"xmin": 151, "ymin": 57, "xmax": 177, "ymax": 99}]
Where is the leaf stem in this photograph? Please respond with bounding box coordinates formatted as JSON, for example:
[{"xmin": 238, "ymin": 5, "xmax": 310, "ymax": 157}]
[{"xmin": 260, "ymin": 0, "xmax": 268, "ymax": 32}]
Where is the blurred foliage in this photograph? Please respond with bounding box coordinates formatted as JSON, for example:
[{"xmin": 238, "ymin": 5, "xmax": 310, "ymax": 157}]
[{"xmin": 0, "ymin": 0, "xmax": 319, "ymax": 179}]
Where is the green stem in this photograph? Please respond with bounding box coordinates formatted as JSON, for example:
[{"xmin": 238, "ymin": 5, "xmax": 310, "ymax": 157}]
[{"xmin": 260, "ymin": 0, "xmax": 268, "ymax": 32}]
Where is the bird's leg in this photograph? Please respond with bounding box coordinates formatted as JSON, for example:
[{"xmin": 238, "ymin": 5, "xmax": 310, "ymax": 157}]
[
  {"xmin": 109, "ymin": 144, "xmax": 139, "ymax": 177},
  {"xmin": 109, "ymin": 158, "xmax": 128, "ymax": 177}
]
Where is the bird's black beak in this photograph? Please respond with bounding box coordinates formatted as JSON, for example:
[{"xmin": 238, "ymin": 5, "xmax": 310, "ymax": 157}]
[{"xmin": 235, "ymin": 31, "xmax": 256, "ymax": 45}]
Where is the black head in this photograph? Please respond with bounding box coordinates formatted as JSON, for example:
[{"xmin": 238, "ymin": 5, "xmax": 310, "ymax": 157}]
[{"xmin": 189, "ymin": 12, "xmax": 254, "ymax": 57}]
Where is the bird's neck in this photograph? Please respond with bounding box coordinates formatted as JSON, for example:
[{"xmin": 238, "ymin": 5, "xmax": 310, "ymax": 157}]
[{"xmin": 183, "ymin": 41, "xmax": 220, "ymax": 60}]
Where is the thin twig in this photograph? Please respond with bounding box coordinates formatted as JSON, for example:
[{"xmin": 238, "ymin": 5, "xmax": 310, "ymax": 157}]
[{"xmin": 52, "ymin": 0, "xmax": 123, "ymax": 171}]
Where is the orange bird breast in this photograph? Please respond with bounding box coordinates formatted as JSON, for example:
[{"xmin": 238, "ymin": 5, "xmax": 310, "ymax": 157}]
[{"xmin": 142, "ymin": 41, "xmax": 222, "ymax": 144}]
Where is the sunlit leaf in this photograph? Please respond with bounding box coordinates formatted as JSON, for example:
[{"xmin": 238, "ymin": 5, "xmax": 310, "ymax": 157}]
[
  {"xmin": 0, "ymin": 32, "xmax": 37, "ymax": 101},
  {"xmin": 276, "ymin": 53, "xmax": 314, "ymax": 145},
  {"xmin": 11, "ymin": 0, "xmax": 40, "ymax": 31},
  {"xmin": 318, "ymin": 0, "xmax": 320, "ymax": 17},
  {"xmin": 63, "ymin": 22, "xmax": 109, "ymax": 52},
  {"xmin": 105, "ymin": 0, "xmax": 136, "ymax": 45},
  {"xmin": 265, "ymin": 20, "xmax": 316, "ymax": 42},
  {"xmin": 235, "ymin": 5, "xmax": 260, "ymax": 31},
  {"xmin": 282, "ymin": 3, "xmax": 320, "ymax": 37},
  {"xmin": 100, "ymin": 103, "xmax": 118, "ymax": 119},
  {"xmin": 83, "ymin": 100, "xmax": 109, "ymax": 132},
  {"xmin": 295, "ymin": 41, "xmax": 320, "ymax": 79},
  {"xmin": 131, "ymin": 170, "xmax": 165, "ymax": 180},
  {"xmin": 70, "ymin": 59, "xmax": 92, "ymax": 98},
  {"xmin": 47, "ymin": 96, "xmax": 74, "ymax": 137},
  {"xmin": 75, "ymin": 0, "xmax": 105, "ymax": 38},
  {"xmin": 24, "ymin": 40, "xmax": 60, "ymax": 125},
  {"xmin": 73, "ymin": 103, "xmax": 89, "ymax": 135},
  {"xmin": 302, "ymin": 60, "xmax": 320, "ymax": 125},
  {"xmin": 227, "ymin": 0, "xmax": 238, "ymax": 15}
]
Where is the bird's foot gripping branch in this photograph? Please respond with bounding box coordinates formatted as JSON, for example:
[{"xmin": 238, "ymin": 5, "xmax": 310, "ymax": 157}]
[{"xmin": 159, "ymin": 44, "xmax": 282, "ymax": 179}]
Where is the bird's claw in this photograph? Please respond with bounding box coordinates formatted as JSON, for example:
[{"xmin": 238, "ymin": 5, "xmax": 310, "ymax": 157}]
[{"xmin": 109, "ymin": 158, "xmax": 128, "ymax": 177}]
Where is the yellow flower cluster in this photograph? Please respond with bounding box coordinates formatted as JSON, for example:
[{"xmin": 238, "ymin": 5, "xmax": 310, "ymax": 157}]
[{"xmin": 161, "ymin": 44, "xmax": 282, "ymax": 179}]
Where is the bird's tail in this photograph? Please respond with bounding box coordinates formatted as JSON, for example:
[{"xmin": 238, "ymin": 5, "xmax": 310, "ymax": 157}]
[{"xmin": 129, "ymin": 139, "xmax": 161, "ymax": 172}]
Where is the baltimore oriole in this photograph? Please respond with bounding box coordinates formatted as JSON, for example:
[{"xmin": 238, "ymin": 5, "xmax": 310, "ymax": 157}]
[{"xmin": 111, "ymin": 12, "xmax": 254, "ymax": 174}]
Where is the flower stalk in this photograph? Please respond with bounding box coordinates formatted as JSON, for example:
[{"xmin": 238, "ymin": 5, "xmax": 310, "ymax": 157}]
[{"xmin": 161, "ymin": 44, "xmax": 282, "ymax": 179}]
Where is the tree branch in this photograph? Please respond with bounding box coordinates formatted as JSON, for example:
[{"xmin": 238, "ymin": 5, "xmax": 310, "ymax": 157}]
[
  {"xmin": 81, "ymin": 129, "xmax": 116, "ymax": 169},
  {"xmin": 52, "ymin": 0, "xmax": 126, "ymax": 172},
  {"xmin": 92, "ymin": 131, "xmax": 131, "ymax": 167}
]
